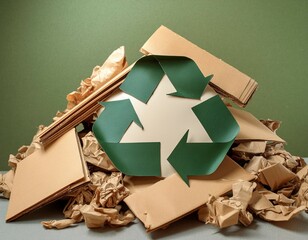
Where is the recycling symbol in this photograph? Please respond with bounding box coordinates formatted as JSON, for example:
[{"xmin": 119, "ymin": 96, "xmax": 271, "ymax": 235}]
[{"xmin": 93, "ymin": 55, "xmax": 239, "ymax": 185}]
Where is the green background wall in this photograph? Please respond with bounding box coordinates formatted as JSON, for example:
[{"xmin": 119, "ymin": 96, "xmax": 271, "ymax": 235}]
[{"xmin": 0, "ymin": 0, "xmax": 307, "ymax": 170}]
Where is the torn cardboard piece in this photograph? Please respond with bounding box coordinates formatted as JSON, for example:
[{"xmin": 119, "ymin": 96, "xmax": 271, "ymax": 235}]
[
  {"xmin": 229, "ymin": 107, "xmax": 284, "ymax": 142},
  {"xmin": 6, "ymin": 129, "xmax": 90, "ymax": 222},
  {"xmin": 124, "ymin": 156, "xmax": 254, "ymax": 232},
  {"xmin": 140, "ymin": 25, "xmax": 258, "ymax": 107}
]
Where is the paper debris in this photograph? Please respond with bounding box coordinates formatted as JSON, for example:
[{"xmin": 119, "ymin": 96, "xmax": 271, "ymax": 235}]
[
  {"xmin": 232, "ymin": 141, "xmax": 267, "ymax": 154},
  {"xmin": 39, "ymin": 50, "xmax": 132, "ymax": 146},
  {"xmin": 66, "ymin": 46, "xmax": 127, "ymax": 110},
  {"xmin": 81, "ymin": 131, "xmax": 117, "ymax": 171},
  {"xmin": 8, "ymin": 125, "xmax": 45, "ymax": 170},
  {"xmin": 80, "ymin": 204, "xmax": 134, "ymax": 228},
  {"xmin": 42, "ymin": 219, "xmax": 77, "ymax": 229},
  {"xmin": 258, "ymin": 163, "xmax": 298, "ymax": 191},
  {"xmin": 198, "ymin": 181, "xmax": 256, "ymax": 228},
  {"xmin": 249, "ymin": 189, "xmax": 305, "ymax": 221},
  {"xmin": 42, "ymin": 171, "xmax": 134, "ymax": 230},
  {"xmin": 0, "ymin": 170, "xmax": 14, "ymax": 198}
]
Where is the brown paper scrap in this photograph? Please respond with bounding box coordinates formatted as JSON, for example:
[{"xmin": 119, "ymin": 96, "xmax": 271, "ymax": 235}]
[
  {"xmin": 198, "ymin": 181, "xmax": 256, "ymax": 228},
  {"xmin": 80, "ymin": 205, "xmax": 134, "ymax": 228},
  {"xmin": 8, "ymin": 125, "xmax": 45, "ymax": 169},
  {"xmin": 0, "ymin": 170, "xmax": 14, "ymax": 198},
  {"xmin": 229, "ymin": 107, "xmax": 284, "ymax": 142},
  {"xmin": 257, "ymin": 163, "xmax": 297, "ymax": 191},
  {"xmin": 244, "ymin": 156, "xmax": 269, "ymax": 174},
  {"xmin": 91, "ymin": 172, "xmax": 129, "ymax": 208},
  {"xmin": 232, "ymin": 141, "xmax": 266, "ymax": 154},
  {"xmin": 250, "ymin": 190, "xmax": 305, "ymax": 221},
  {"xmin": 43, "ymin": 171, "xmax": 134, "ymax": 230},
  {"xmin": 38, "ymin": 50, "xmax": 132, "ymax": 147},
  {"xmin": 81, "ymin": 131, "xmax": 117, "ymax": 171},
  {"xmin": 124, "ymin": 156, "xmax": 254, "ymax": 232},
  {"xmin": 65, "ymin": 46, "xmax": 127, "ymax": 110}
]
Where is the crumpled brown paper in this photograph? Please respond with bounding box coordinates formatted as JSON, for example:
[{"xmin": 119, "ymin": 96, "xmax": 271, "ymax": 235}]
[
  {"xmin": 0, "ymin": 170, "xmax": 14, "ymax": 198},
  {"xmin": 42, "ymin": 171, "xmax": 134, "ymax": 229},
  {"xmin": 66, "ymin": 46, "xmax": 127, "ymax": 111},
  {"xmin": 249, "ymin": 186, "xmax": 305, "ymax": 221},
  {"xmin": 42, "ymin": 219, "xmax": 77, "ymax": 229},
  {"xmin": 52, "ymin": 46, "xmax": 127, "ymax": 122},
  {"xmin": 198, "ymin": 181, "xmax": 256, "ymax": 228},
  {"xmin": 8, "ymin": 125, "xmax": 45, "ymax": 169},
  {"xmin": 81, "ymin": 131, "xmax": 117, "ymax": 171},
  {"xmin": 80, "ymin": 204, "xmax": 134, "ymax": 228},
  {"xmin": 208, "ymin": 119, "xmax": 308, "ymax": 228}
]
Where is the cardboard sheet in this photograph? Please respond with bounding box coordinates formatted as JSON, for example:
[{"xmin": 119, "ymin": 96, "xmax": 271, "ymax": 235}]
[
  {"xmin": 124, "ymin": 156, "xmax": 254, "ymax": 232},
  {"xmin": 140, "ymin": 25, "xmax": 258, "ymax": 107},
  {"xmin": 6, "ymin": 129, "xmax": 90, "ymax": 222},
  {"xmin": 229, "ymin": 107, "xmax": 285, "ymax": 142}
]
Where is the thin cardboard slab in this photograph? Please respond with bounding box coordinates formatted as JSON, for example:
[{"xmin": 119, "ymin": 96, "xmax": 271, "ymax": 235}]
[
  {"xmin": 140, "ymin": 25, "xmax": 258, "ymax": 107},
  {"xmin": 6, "ymin": 129, "xmax": 90, "ymax": 222},
  {"xmin": 229, "ymin": 107, "xmax": 285, "ymax": 142},
  {"xmin": 124, "ymin": 156, "xmax": 254, "ymax": 232},
  {"xmin": 38, "ymin": 66, "xmax": 132, "ymax": 147}
]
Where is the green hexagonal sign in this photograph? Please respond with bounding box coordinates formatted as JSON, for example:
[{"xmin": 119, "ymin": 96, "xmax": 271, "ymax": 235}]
[{"xmin": 93, "ymin": 55, "xmax": 239, "ymax": 185}]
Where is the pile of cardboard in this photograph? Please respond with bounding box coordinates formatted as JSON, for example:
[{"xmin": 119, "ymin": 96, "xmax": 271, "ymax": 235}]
[{"xmin": 1, "ymin": 26, "xmax": 307, "ymax": 233}]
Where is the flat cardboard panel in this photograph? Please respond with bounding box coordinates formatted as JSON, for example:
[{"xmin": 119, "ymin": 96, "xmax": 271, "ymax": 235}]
[
  {"xmin": 124, "ymin": 156, "xmax": 254, "ymax": 232},
  {"xmin": 6, "ymin": 129, "xmax": 89, "ymax": 221}
]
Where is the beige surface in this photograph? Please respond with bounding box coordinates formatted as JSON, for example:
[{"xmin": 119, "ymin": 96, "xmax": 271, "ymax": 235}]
[
  {"xmin": 229, "ymin": 107, "xmax": 285, "ymax": 142},
  {"xmin": 6, "ymin": 129, "xmax": 90, "ymax": 221}
]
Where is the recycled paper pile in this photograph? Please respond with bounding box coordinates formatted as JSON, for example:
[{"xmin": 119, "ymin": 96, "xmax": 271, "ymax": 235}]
[{"xmin": 1, "ymin": 26, "xmax": 307, "ymax": 233}]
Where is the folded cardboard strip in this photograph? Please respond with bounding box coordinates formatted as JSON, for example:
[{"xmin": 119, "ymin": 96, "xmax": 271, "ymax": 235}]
[
  {"xmin": 38, "ymin": 65, "xmax": 132, "ymax": 147},
  {"xmin": 124, "ymin": 156, "xmax": 254, "ymax": 232},
  {"xmin": 6, "ymin": 129, "xmax": 90, "ymax": 222},
  {"xmin": 140, "ymin": 25, "xmax": 258, "ymax": 107}
]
